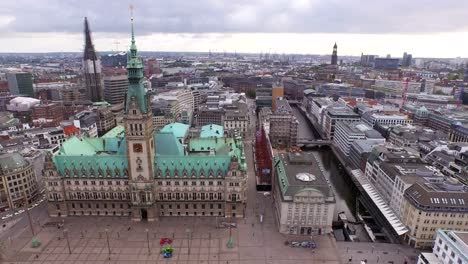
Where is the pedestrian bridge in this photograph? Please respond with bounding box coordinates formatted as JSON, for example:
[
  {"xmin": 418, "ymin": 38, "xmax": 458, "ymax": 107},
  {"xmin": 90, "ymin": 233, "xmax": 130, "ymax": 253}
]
[{"xmin": 297, "ymin": 138, "xmax": 332, "ymax": 148}]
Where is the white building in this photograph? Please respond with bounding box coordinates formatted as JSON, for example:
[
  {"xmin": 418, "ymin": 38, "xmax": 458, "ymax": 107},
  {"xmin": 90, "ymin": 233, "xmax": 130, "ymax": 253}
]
[
  {"xmin": 362, "ymin": 112, "xmax": 412, "ymax": 127},
  {"xmin": 309, "ymin": 97, "xmax": 334, "ymax": 125},
  {"xmin": 152, "ymin": 89, "xmax": 195, "ymax": 125},
  {"xmin": 6, "ymin": 97, "xmax": 40, "ymax": 112},
  {"xmin": 322, "ymin": 106, "xmax": 360, "ymax": 140},
  {"xmin": 417, "ymin": 230, "xmax": 468, "ymax": 264},
  {"xmin": 365, "ymin": 145, "xmax": 451, "ymax": 222},
  {"xmin": 272, "ymin": 152, "xmax": 335, "ymax": 235},
  {"xmin": 372, "ymin": 79, "xmax": 422, "ymax": 96},
  {"xmin": 333, "ymin": 121, "xmax": 385, "ymax": 156}
]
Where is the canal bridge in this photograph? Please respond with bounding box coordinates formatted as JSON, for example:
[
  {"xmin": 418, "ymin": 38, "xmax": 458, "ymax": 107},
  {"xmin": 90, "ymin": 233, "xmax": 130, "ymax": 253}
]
[{"xmin": 297, "ymin": 138, "xmax": 332, "ymax": 148}]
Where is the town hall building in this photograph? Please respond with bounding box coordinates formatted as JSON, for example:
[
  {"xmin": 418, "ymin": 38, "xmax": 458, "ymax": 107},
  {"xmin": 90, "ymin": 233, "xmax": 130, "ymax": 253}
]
[{"xmin": 43, "ymin": 17, "xmax": 247, "ymax": 221}]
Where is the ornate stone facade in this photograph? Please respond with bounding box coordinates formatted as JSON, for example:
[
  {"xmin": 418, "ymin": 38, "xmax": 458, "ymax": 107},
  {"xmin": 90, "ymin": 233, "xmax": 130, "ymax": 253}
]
[{"xmin": 44, "ymin": 17, "xmax": 247, "ymax": 221}]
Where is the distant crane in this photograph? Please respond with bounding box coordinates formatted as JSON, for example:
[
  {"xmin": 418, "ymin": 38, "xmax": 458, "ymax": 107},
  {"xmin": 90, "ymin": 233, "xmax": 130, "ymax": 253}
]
[
  {"xmin": 402, "ymin": 77, "xmax": 410, "ymax": 106},
  {"xmin": 113, "ymin": 40, "xmax": 121, "ymax": 52}
]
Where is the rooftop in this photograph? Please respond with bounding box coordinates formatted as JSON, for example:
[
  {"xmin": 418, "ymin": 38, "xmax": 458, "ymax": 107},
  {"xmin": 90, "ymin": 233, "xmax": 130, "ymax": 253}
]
[
  {"xmin": 327, "ymin": 106, "xmax": 360, "ymax": 117},
  {"xmin": 274, "ymin": 152, "xmax": 334, "ymax": 200},
  {"xmin": 160, "ymin": 122, "xmax": 189, "ymax": 139},
  {"xmin": 200, "ymin": 124, "xmax": 224, "ymax": 138},
  {"xmin": 404, "ymin": 179, "xmax": 468, "ymax": 211},
  {"xmin": 0, "ymin": 152, "xmax": 29, "ymax": 172}
]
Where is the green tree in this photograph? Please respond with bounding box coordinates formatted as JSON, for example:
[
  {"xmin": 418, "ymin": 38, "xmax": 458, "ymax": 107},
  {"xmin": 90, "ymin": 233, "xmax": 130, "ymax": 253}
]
[{"xmin": 246, "ymin": 90, "xmax": 256, "ymax": 99}]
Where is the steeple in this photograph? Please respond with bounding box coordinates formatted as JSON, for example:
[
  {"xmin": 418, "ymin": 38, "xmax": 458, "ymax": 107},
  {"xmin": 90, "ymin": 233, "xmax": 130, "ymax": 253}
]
[
  {"xmin": 125, "ymin": 6, "xmax": 148, "ymax": 114},
  {"xmin": 83, "ymin": 17, "xmax": 97, "ymax": 61},
  {"xmin": 331, "ymin": 42, "xmax": 338, "ymax": 65}
]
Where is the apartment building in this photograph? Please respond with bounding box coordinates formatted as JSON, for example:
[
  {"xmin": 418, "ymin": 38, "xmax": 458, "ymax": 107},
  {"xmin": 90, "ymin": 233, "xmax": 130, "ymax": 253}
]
[
  {"xmin": 401, "ymin": 180, "xmax": 468, "ymax": 249},
  {"xmin": 269, "ymin": 99, "xmax": 298, "ymax": 148},
  {"xmin": 417, "ymin": 229, "xmax": 468, "ymax": 264}
]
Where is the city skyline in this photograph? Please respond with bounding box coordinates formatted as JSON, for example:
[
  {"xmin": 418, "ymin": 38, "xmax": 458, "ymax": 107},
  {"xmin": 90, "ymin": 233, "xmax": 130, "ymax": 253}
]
[{"xmin": 1, "ymin": 0, "xmax": 468, "ymax": 57}]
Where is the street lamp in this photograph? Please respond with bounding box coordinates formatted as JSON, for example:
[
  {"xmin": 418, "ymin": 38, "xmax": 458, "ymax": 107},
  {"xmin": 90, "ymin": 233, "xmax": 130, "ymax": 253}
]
[
  {"xmin": 63, "ymin": 229, "xmax": 71, "ymax": 254},
  {"xmin": 145, "ymin": 229, "xmax": 150, "ymax": 255},
  {"xmin": 105, "ymin": 228, "xmax": 111, "ymax": 255},
  {"xmin": 186, "ymin": 228, "xmax": 192, "ymax": 254}
]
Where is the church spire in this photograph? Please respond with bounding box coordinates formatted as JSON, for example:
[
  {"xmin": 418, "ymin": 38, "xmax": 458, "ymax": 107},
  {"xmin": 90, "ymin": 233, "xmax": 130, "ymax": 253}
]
[
  {"xmin": 125, "ymin": 5, "xmax": 148, "ymax": 114},
  {"xmin": 83, "ymin": 17, "xmax": 97, "ymax": 61}
]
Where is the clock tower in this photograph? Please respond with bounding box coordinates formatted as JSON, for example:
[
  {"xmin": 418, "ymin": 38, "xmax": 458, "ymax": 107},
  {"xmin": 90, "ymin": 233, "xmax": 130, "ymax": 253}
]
[{"xmin": 124, "ymin": 10, "xmax": 156, "ymax": 221}]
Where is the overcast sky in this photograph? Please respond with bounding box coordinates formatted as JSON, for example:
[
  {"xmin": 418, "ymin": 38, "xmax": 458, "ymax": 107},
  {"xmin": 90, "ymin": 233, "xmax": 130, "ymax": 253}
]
[{"xmin": 1, "ymin": 0, "xmax": 468, "ymax": 57}]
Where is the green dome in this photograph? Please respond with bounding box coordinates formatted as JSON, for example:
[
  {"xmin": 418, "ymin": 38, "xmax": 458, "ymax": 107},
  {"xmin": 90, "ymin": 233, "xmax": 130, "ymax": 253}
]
[{"xmin": 0, "ymin": 153, "xmax": 28, "ymax": 172}]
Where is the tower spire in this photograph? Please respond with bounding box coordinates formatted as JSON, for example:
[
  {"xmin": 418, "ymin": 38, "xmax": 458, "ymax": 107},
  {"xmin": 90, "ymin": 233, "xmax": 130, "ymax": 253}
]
[
  {"xmin": 130, "ymin": 5, "xmax": 136, "ymax": 51},
  {"xmin": 83, "ymin": 17, "xmax": 97, "ymax": 60},
  {"xmin": 125, "ymin": 4, "xmax": 148, "ymax": 114}
]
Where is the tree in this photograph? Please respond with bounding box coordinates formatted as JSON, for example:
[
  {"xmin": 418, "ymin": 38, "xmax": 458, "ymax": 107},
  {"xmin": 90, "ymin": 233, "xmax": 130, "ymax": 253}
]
[{"xmin": 246, "ymin": 90, "xmax": 256, "ymax": 99}]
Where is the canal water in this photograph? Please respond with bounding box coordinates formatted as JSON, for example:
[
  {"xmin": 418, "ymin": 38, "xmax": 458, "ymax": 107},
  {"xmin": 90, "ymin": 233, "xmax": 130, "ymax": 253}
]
[
  {"xmin": 314, "ymin": 148, "xmax": 358, "ymax": 221},
  {"xmin": 291, "ymin": 106, "xmax": 358, "ymax": 221}
]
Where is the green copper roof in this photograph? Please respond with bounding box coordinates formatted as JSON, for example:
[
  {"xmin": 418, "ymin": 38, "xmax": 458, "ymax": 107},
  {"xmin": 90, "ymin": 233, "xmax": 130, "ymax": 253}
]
[
  {"xmin": 125, "ymin": 15, "xmax": 148, "ymax": 114},
  {"xmin": 200, "ymin": 124, "xmax": 224, "ymax": 138},
  {"xmin": 160, "ymin": 123, "xmax": 189, "ymax": 139},
  {"xmin": 155, "ymin": 132, "xmax": 184, "ymax": 156},
  {"xmin": 102, "ymin": 125, "xmax": 125, "ymax": 138},
  {"xmin": 92, "ymin": 101, "xmax": 111, "ymax": 107},
  {"xmin": 0, "ymin": 153, "xmax": 28, "ymax": 172},
  {"xmin": 155, "ymin": 156, "xmax": 231, "ymax": 178},
  {"xmin": 53, "ymin": 125, "xmax": 247, "ymax": 179},
  {"xmin": 58, "ymin": 136, "xmax": 127, "ymax": 156},
  {"xmin": 274, "ymin": 153, "xmax": 334, "ymax": 200}
]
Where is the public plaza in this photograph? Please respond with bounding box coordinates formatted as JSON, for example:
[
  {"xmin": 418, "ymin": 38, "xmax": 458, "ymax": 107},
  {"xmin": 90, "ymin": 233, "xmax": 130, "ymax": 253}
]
[{"xmin": 2, "ymin": 192, "xmax": 344, "ymax": 264}]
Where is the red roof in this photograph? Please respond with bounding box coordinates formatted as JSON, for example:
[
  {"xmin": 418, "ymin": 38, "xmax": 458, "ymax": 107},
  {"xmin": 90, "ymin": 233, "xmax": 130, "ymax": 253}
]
[{"xmin": 63, "ymin": 125, "xmax": 80, "ymax": 136}]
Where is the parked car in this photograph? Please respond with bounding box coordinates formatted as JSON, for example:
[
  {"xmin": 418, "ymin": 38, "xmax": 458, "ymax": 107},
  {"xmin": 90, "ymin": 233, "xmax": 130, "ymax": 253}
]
[
  {"xmin": 14, "ymin": 209, "xmax": 25, "ymax": 216},
  {"xmin": 290, "ymin": 240, "xmax": 316, "ymax": 249},
  {"xmin": 159, "ymin": 238, "xmax": 173, "ymax": 245},
  {"xmin": 1, "ymin": 214, "xmax": 13, "ymax": 220},
  {"xmin": 219, "ymin": 222, "xmax": 237, "ymax": 228}
]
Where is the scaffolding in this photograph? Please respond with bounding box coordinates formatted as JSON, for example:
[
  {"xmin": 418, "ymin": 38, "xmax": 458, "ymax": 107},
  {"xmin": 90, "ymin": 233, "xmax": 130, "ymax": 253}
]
[{"xmin": 255, "ymin": 126, "xmax": 272, "ymax": 190}]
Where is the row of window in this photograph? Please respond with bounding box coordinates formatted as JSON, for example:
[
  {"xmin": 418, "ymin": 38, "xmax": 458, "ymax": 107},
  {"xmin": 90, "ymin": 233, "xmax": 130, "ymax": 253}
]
[
  {"xmin": 6, "ymin": 169, "xmax": 33, "ymax": 181},
  {"xmin": 160, "ymin": 203, "xmax": 229, "ymax": 210},
  {"xmin": 67, "ymin": 202, "xmax": 128, "ymax": 210},
  {"xmin": 422, "ymin": 220, "xmax": 465, "ymax": 225},
  {"xmin": 158, "ymin": 192, "xmax": 224, "ymax": 201},
  {"xmin": 64, "ymin": 180, "xmax": 128, "ymax": 186},
  {"xmin": 423, "ymin": 212, "xmax": 466, "ymax": 218},
  {"xmin": 157, "ymin": 180, "xmax": 223, "ymax": 186},
  {"xmin": 67, "ymin": 192, "xmax": 130, "ymax": 200}
]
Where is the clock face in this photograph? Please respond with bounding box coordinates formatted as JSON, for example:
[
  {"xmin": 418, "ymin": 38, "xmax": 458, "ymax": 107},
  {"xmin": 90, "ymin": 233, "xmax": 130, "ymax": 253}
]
[{"xmin": 133, "ymin": 143, "xmax": 143, "ymax": 153}]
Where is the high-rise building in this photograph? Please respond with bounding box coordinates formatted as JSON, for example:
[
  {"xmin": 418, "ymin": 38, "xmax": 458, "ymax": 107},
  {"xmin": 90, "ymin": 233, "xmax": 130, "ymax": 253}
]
[
  {"xmin": 103, "ymin": 74, "xmax": 128, "ymax": 105},
  {"xmin": 7, "ymin": 72, "xmax": 34, "ymax": 97},
  {"xmin": 82, "ymin": 17, "xmax": 103, "ymax": 102},
  {"xmin": 464, "ymin": 63, "xmax": 468, "ymax": 83},
  {"xmin": 271, "ymin": 82, "xmax": 284, "ymax": 112},
  {"xmin": 331, "ymin": 42, "xmax": 338, "ymax": 65},
  {"xmin": 402, "ymin": 52, "xmax": 413, "ymax": 67}
]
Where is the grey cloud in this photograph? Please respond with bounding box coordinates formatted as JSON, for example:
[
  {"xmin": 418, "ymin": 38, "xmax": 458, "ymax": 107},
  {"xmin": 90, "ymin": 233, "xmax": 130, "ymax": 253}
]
[{"xmin": 1, "ymin": 0, "xmax": 468, "ymax": 35}]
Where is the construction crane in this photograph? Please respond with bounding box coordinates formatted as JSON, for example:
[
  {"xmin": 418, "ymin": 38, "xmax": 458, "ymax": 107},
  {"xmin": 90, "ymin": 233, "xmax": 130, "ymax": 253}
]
[{"xmin": 402, "ymin": 77, "xmax": 410, "ymax": 106}]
